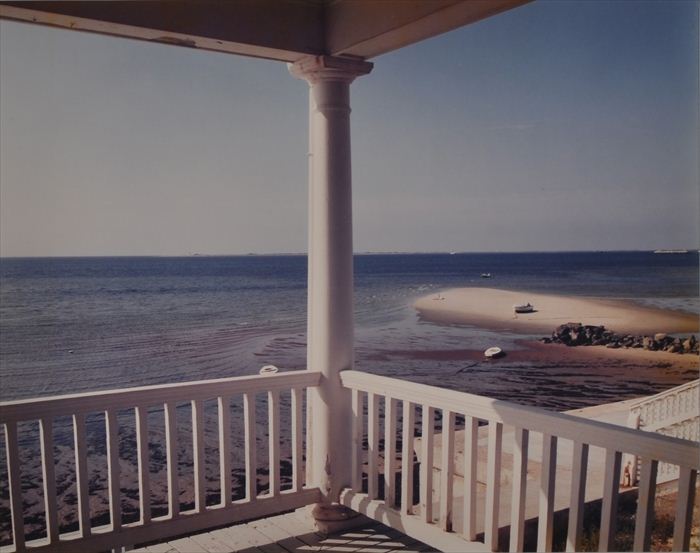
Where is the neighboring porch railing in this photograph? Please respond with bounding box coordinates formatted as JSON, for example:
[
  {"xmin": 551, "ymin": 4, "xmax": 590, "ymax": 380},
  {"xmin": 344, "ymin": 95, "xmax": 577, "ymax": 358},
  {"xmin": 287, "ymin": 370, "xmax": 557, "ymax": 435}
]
[
  {"xmin": 629, "ymin": 379, "xmax": 700, "ymax": 483},
  {"xmin": 0, "ymin": 370, "xmax": 321, "ymax": 553},
  {"xmin": 340, "ymin": 370, "xmax": 700, "ymax": 553}
]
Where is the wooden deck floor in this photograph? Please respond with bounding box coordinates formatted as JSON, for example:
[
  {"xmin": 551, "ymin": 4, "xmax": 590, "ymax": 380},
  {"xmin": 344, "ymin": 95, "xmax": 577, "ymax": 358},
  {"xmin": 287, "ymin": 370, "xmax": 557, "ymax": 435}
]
[{"xmin": 133, "ymin": 510, "xmax": 436, "ymax": 553}]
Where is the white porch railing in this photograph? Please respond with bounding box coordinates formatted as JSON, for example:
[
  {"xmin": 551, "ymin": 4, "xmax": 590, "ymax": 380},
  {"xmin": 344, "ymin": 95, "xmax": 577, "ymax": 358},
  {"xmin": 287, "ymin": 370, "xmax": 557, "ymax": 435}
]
[
  {"xmin": 2, "ymin": 369, "xmax": 698, "ymax": 553},
  {"xmin": 0, "ymin": 370, "xmax": 321, "ymax": 553},
  {"xmin": 340, "ymin": 370, "xmax": 700, "ymax": 553}
]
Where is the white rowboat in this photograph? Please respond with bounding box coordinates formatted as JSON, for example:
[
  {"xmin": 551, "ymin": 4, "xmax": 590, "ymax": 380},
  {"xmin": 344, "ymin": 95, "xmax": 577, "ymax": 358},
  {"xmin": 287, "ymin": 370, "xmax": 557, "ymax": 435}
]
[{"xmin": 484, "ymin": 347, "xmax": 504, "ymax": 359}]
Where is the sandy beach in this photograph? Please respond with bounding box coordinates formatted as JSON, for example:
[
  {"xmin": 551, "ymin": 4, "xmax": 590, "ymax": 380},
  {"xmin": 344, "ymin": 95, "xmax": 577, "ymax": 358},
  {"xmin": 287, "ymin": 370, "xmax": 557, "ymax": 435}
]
[{"xmin": 415, "ymin": 287, "xmax": 699, "ymax": 335}]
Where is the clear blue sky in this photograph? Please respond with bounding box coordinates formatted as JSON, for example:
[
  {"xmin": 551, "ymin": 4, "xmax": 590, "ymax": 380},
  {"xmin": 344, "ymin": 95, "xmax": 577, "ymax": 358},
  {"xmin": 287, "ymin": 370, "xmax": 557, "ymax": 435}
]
[{"xmin": 1, "ymin": 0, "xmax": 698, "ymax": 256}]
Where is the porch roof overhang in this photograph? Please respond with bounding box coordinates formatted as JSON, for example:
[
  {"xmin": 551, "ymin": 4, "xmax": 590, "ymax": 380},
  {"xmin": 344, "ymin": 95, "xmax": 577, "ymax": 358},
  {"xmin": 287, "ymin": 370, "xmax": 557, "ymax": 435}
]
[{"xmin": 0, "ymin": 0, "xmax": 530, "ymax": 62}]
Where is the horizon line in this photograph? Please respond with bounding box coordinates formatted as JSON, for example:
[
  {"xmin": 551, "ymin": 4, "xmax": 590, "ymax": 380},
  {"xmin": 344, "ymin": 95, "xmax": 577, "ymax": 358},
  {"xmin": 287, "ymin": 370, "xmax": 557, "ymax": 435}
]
[{"xmin": 1, "ymin": 248, "xmax": 697, "ymax": 259}]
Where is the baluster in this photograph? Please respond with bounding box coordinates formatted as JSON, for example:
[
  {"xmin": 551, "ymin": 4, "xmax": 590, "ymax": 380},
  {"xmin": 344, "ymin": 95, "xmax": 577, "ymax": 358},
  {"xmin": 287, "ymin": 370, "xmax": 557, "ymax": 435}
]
[
  {"xmin": 419, "ymin": 405, "xmax": 435, "ymax": 523},
  {"xmin": 164, "ymin": 402, "xmax": 180, "ymax": 518},
  {"xmin": 106, "ymin": 409, "xmax": 122, "ymax": 530},
  {"xmin": 484, "ymin": 421, "xmax": 503, "ymax": 551},
  {"xmin": 192, "ymin": 399, "xmax": 206, "ymax": 512},
  {"xmin": 537, "ymin": 434, "xmax": 557, "ymax": 552},
  {"xmin": 633, "ymin": 459, "xmax": 658, "ymax": 552},
  {"xmin": 73, "ymin": 413, "xmax": 91, "ymax": 537},
  {"xmin": 401, "ymin": 401, "xmax": 415, "ymax": 514},
  {"xmin": 351, "ymin": 389, "xmax": 363, "ymax": 491},
  {"xmin": 598, "ymin": 449, "xmax": 621, "ymax": 552},
  {"xmin": 243, "ymin": 392, "xmax": 257, "ymax": 501},
  {"xmin": 218, "ymin": 396, "xmax": 232, "ymax": 505},
  {"xmin": 462, "ymin": 416, "xmax": 478, "ymax": 540},
  {"xmin": 384, "ymin": 397, "xmax": 398, "ymax": 508},
  {"xmin": 5, "ymin": 421, "xmax": 24, "ymax": 550},
  {"xmin": 268, "ymin": 390, "xmax": 280, "ymax": 496},
  {"xmin": 40, "ymin": 418, "xmax": 59, "ymax": 544},
  {"xmin": 439, "ymin": 410, "xmax": 455, "ymax": 532},
  {"xmin": 566, "ymin": 442, "xmax": 589, "ymax": 552},
  {"xmin": 672, "ymin": 467, "xmax": 697, "ymax": 552},
  {"xmin": 305, "ymin": 387, "xmax": 313, "ymax": 485},
  {"xmin": 135, "ymin": 406, "xmax": 151, "ymax": 524},
  {"xmin": 509, "ymin": 428, "xmax": 529, "ymax": 552},
  {"xmin": 291, "ymin": 388, "xmax": 304, "ymax": 492},
  {"xmin": 367, "ymin": 392, "xmax": 380, "ymax": 499}
]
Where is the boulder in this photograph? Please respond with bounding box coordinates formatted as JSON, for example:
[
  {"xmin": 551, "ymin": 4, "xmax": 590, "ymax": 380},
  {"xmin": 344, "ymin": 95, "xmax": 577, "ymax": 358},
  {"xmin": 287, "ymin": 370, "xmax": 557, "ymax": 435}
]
[{"xmin": 541, "ymin": 328, "xmax": 697, "ymax": 355}]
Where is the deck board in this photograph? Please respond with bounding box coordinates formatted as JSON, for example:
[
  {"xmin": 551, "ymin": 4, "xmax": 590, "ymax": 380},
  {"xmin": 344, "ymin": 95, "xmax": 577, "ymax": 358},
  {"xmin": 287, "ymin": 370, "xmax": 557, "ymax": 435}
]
[
  {"xmin": 169, "ymin": 536, "xmax": 209, "ymax": 553},
  {"xmin": 133, "ymin": 510, "xmax": 435, "ymax": 553},
  {"xmin": 190, "ymin": 532, "xmax": 236, "ymax": 553}
]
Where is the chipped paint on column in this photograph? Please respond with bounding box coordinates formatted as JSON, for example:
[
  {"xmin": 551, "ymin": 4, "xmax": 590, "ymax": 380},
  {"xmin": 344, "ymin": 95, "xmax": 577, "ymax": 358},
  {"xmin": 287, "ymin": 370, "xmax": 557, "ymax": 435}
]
[{"xmin": 289, "ymin": 56, "xmax": 372, "ymax": 503}]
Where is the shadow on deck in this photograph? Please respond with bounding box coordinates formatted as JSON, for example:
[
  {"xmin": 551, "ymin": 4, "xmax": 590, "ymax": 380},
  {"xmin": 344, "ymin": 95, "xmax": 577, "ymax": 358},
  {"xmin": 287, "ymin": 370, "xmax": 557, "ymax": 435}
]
[{"xmin": 133, "ymin": 510, "xmax": 436, "ymax": 553}]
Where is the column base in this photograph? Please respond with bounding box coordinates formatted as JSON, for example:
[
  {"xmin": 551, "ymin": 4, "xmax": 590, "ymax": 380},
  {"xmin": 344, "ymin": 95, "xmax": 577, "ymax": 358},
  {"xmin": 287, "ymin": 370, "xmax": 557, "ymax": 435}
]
[{"xmin": 298, "ymin": 503, "xmax": 372, "ymax": 535}]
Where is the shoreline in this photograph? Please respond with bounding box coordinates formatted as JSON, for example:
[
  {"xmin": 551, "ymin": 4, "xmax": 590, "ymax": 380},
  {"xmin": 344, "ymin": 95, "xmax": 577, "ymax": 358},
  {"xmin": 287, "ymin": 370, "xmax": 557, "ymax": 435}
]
[
  {"xmin": 414, "ymin": 287, "xmax": 699, "ymax": 336},
  {"xmin": 510, "ymin": 339, "xmax": 700, "ymax": 373},
  {"xmin": 372, "ymin": 338, "xmax": 700, "ymax": 375}
]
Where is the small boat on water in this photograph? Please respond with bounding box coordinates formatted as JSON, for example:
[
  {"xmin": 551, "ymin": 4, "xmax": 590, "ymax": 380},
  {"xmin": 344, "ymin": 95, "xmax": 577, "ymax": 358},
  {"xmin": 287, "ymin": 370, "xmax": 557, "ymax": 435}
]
[
  {"xmin": 481, "ymin": 273, "xmax": 492, "ymax": 278},
  {"xmin": 513, "ymin": 302, "xmax": 534, "ymax": 313},
  {"xmin": 484, "ymin": 346, "xmax": 504, "ymax": 359}
]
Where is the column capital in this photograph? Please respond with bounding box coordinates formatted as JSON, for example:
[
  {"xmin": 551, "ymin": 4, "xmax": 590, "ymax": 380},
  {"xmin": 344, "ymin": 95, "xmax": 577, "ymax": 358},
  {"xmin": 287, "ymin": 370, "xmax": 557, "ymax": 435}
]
[{"xmin": 288, "ymin": 55, "xmax": 373, "ymax": 84}]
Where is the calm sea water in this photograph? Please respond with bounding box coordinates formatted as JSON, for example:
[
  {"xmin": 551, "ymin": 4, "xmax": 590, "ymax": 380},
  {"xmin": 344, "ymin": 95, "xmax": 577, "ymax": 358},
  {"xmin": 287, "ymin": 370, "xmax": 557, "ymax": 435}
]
[
  {"xmin": 1, "ymin": 251, "xmax": 698, "ymax": 407},
  {"xmin": 1, "ymin": 252, "xmax": 698, "ymax": 539}
]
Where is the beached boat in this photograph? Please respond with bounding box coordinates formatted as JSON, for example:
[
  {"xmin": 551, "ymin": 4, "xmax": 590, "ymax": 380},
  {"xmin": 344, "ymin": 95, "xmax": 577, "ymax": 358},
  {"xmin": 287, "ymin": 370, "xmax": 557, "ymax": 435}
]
[
  {"xmin": 484, "ymin": 346, "xmax": 504, "ymax": 358},
  {"xmin": 513, "ymin": 302, "xmax": 534, "ymax": 313}
]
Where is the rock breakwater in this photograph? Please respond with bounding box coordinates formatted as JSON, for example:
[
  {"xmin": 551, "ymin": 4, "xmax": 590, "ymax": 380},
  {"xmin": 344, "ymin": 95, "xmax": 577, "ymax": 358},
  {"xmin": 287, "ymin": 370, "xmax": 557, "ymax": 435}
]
[{"xmin": 541, "ymin": 322, "xmax": 699, "ymax": 354}]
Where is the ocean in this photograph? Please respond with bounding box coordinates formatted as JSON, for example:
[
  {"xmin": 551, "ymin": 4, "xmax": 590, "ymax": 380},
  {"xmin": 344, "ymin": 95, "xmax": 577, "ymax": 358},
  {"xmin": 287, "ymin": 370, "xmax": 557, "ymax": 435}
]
[
  {"xmin": 0, "ymin": 251, "xmax": 698, "ymax": 539},
  {"xmin": 1, "ymin": 251, "xmax": 698, "ymax": 407}
]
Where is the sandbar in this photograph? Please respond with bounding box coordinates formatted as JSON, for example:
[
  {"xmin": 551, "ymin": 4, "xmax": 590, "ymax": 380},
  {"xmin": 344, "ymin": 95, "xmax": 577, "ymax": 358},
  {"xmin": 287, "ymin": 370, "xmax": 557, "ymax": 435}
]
[{"xmin": 415, "ymin": 287, "xmax": 698, "ymax": 335}]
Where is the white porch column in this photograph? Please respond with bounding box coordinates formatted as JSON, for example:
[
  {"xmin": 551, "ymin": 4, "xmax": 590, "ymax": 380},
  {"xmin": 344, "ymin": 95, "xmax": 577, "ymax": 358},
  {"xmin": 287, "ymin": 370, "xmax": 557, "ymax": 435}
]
[{"xmin": 289, "ymin": 55, "xmax": 372, "ymax": 524}]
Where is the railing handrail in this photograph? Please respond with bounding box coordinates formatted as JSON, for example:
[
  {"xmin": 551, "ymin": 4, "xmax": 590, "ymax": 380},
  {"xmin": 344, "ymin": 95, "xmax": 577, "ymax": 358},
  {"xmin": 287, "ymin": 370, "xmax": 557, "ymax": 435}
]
[
  {"xmin": 341, "ymin": 370, "xmax": 700, "ymax": 470},
  {"xmin": 628, "ymin": 379, "xmax": 699, "ymax": 410},
  {"xmin": 0, "ymin": 370, "xmax": 320, "ymax": 423}
]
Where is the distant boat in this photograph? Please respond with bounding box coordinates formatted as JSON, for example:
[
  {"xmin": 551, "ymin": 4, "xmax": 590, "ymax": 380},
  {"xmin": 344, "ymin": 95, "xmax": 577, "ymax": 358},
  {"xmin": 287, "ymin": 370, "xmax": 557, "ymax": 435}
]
[
  {"xmin": 653, "ymin": 249, "xmax": 689, "ymax": 254},
  {"xmin": 481, "ymin": 273, "xmax": 492, "ymax": 278},
  {"xmin": 484, "ymin": 346, "xmax": 504, "ymax": 359},
  {"xmin": 513, "ymin": 302, "xmax": 534, "ymax": 313}
]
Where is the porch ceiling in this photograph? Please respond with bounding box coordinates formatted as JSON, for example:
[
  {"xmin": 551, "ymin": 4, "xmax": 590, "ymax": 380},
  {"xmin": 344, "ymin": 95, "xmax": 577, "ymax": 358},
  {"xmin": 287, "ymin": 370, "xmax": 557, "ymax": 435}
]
[{"xmin": 0, "ymin": 0, "xmax": 530, "ymax": 62}]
